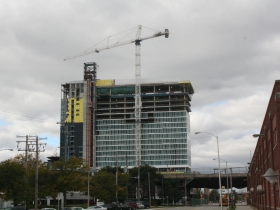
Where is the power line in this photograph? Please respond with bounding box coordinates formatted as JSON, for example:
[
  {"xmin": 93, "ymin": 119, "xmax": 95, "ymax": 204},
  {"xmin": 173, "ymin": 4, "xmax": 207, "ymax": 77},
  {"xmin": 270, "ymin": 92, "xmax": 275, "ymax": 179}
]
[{"xmin": 0, "ymin": 109, "xmax": 56, "ymax": 123}]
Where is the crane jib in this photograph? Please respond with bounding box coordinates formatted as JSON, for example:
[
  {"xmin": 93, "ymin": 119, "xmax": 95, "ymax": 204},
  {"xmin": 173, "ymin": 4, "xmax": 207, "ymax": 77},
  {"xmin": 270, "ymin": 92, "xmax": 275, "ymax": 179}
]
[{"xmin": 64, "ymin": 28, "xmax": 169, "ymax": 60}]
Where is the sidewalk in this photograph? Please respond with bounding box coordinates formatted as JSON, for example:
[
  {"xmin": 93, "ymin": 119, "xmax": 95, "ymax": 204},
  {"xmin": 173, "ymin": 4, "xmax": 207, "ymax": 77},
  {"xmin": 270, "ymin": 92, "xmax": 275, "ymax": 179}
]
[
  {"xmin": 208, "ymin": 203, "xmax": 253, "ymax": 210},
  {"xmin": 213, "ymin": 203, "xmax": 253, "ymax": 210},
  {"xmin": 234, "ymin": 204, "xmax": 253, "ymax": 210},
  {"xmin": 150, "ymin": 203, "xmax": 253, "ymax": 210}
]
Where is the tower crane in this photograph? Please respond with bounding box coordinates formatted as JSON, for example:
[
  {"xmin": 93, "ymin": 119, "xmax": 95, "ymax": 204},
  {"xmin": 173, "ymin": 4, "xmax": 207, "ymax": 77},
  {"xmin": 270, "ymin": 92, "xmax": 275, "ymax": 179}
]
[{"xmin": 64, "ymin": 25, "xmax": 169, "ymax": 200}]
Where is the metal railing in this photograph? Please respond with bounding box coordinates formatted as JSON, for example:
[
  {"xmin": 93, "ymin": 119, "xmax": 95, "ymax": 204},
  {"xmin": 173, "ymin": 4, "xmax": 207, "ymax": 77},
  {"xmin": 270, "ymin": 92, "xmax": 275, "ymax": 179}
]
[{"xmin": 158, "ymin": 167, "xmax": 248, "ymax": 175}]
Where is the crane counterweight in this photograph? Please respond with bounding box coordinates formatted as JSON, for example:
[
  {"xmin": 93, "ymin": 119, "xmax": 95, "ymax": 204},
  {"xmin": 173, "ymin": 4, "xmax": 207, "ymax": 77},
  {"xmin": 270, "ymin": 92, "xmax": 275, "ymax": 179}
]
[{"xmin": 165, "ymin": 29, "xmax": 169, "ymax": 38}]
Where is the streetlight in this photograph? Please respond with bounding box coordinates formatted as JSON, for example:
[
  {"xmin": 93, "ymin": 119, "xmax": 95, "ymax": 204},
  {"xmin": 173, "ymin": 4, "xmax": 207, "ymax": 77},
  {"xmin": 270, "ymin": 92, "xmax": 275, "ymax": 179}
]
[
  {"xmin": 252, "ymin": 134, "xmax": 266, "ymax": 138},
  {"xmin": 0, "ymin": 149, "xmax": 13, "ymax": 151},
  {"xmin": 214, "ymin": 158, "xmax": 229, "ymax": 208},
  {"xmin": 195, "ymin": 132, "xmax": 223, "ymax": 210}
]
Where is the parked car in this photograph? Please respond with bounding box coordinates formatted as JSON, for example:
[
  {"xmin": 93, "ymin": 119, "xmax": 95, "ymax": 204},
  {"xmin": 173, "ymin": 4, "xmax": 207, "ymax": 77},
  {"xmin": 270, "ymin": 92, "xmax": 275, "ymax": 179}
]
[
  {"xmin": 125, "ymin": 202, "xmax": 137, "ymax": 210},
  {"xmin": 119, "ymin": 203, "xmax": 132, "ymax": 210},
  {"xmin": 1, "ymin": 207, "xmax": 25, "ymax": 210},
  {"xmin": 87, "ymin": 206, "xmax": 107, "ymax": 210},
  {"xmin": 136, "ymin": 202, "xmax": 144, "ymax": 209},
  {"xmin": 100, "ymin": 205, "xmax": 110, "ymax": 209},
  {"xmin": 70, "ymin": 207, "xmax": 84, "ymax": 210},
  {"xmin": 106, "ymin": 203, "xmax": 117, "ymax": 210},
  {"xmin": 41, "ymin": 208, "xmax": 57, "ymax": 210},
  {"xmin": 140, "ymin": 201, "xmax": 150, "ymax": 209},
  {"xmin": 106, "ymin": 203, "xmax": 132, "ymax": 210}
]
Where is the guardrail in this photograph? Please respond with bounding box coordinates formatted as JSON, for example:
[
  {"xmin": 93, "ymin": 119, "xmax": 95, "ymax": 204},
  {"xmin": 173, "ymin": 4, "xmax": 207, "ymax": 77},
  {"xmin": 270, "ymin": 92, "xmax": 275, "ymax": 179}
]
[{"xmin": 157, "ymin": 167, "xmax": 248, "ymax": 175}]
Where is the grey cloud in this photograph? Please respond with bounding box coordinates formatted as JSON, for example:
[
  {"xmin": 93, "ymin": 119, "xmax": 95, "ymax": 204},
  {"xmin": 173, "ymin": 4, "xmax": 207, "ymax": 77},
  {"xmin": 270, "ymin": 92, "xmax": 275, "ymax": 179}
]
[{"xmin": 0, "ymin": 0, "xmax": 279, "ymax": 168}]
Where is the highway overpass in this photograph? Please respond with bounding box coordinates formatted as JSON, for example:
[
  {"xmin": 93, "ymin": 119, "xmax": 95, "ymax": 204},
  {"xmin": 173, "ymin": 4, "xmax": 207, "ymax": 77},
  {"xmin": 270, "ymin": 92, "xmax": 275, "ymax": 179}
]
[{"xmin": 161, "ymin": 169, "xmax": 247, "ymax": 189}]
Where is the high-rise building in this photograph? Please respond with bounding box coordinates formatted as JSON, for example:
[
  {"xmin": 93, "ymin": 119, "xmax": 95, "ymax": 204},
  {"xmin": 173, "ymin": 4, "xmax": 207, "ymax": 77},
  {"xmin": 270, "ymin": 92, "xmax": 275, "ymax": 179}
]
[{"xmin": 60, "ymin": 62, "xmax": 194, "ymax": 172}]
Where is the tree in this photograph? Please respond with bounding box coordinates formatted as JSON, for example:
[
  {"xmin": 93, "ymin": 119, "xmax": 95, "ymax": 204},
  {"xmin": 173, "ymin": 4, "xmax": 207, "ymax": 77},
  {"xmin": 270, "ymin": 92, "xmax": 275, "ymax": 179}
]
[
  {"xmin": 91, "ymin": 167, "xmax": 129, "ymax": 203},
  {"xmin": 100, "ymin": 166, "xmax": 124, "ymax": 174},
  {"xmin": 91, "ymin": 171, "xmax": 116, "ymax": 203},
  {"xmin": 1, "ymin": 154, "xmax": 88, "ymax": 208},
  {"xmin": 162, "ymin": 179, "xmax": 184, "ymax": 203},
  {"xmin": 129, "ymin": 165, "xmax": 162, "ymax": 201},
  {"xmin": 0, "ymin": 160, "xmax": 26, "ymax": 205},
  {"xmin": 3, "ymin": 153, "xmax": 57, "ymax": 208},
  {"xmin": 51, "ymin": 157, "xmax": 88, "ymax": 206},
  {"xmin": 209, "ymin": 189, "xmax": 219, "ymax": 203},
  {"xmin": 12, "ymin": 153, "xmax": 52, "ymax": 208},
  {"xmin": 0, "ymin": 153, "xmax": 48, "ymax": 207},
  {"xmin": 116, "ymin": 172, "xmax": 129, "ymax": 202}
]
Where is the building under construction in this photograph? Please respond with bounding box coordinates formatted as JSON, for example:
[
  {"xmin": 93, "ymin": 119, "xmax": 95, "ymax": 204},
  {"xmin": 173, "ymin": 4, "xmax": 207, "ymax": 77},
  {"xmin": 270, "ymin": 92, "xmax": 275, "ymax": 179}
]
[{"xmin": 60, "ymin": 62, "xmax": 194, "ymax": 172}]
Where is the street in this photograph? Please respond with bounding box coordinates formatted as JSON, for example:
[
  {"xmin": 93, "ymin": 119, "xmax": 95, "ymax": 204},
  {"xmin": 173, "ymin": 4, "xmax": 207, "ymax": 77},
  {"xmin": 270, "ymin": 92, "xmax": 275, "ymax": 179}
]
[{"xmin": 152, "ymin": 202, "xmax": 251, "ymax": 210}]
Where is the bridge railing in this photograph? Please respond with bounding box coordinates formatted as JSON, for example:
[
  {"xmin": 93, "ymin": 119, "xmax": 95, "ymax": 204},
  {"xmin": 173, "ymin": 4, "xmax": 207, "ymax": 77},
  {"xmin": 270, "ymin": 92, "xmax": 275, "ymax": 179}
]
[
  {"xmin": 190, "ymin": 167, "xmax": 248, "ymax": 174},
  {"xmin": 158, "ymin": 167, "xmax": 248, "ymax": 175}
]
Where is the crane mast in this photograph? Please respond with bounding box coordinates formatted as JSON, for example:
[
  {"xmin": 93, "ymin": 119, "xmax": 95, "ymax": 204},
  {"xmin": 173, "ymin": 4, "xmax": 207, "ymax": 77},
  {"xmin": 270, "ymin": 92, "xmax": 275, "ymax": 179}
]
[
  {"xmin": 135, "ymin": 26, "xmax": 142, "ymax": 171},
  {"xmin": 64, "ymin": 26, "xmax": 169, "ymax": 192},
  {"xmin": 135, "ymin": 27, "xmax": 142, "ymax": 203}
]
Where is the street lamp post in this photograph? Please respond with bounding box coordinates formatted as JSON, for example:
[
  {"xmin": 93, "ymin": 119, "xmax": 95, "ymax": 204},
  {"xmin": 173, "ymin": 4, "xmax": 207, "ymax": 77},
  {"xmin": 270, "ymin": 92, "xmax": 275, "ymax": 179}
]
[
  {"xmin": 229, "ymin": 168, "xmax": 233, "ymax": 207},
  {"xmin": 195, "ymin": 132, "xmax": 223, "ymax": 210},
  {"xmin": 214, "ymin": 158, "xmax": 229, "ymax": 208}
]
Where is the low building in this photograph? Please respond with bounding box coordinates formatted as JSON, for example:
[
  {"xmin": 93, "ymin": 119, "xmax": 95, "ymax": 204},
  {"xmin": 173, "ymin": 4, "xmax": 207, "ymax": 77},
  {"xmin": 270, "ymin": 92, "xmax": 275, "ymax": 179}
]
[{"xmin": 247, "ymin": 80, "xmax": 280, "ymax": 209}]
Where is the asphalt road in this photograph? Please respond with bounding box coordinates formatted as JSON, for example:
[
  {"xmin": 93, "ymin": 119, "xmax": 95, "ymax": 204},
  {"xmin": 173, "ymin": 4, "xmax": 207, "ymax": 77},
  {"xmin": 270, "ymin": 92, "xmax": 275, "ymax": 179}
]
[{"xmin": 152, "ymin": 202, "xmax": 252, "ymax": 210}]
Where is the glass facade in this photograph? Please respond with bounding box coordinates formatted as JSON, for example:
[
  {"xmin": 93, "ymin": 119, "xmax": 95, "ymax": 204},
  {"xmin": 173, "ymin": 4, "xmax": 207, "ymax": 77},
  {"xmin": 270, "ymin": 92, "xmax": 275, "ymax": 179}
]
[
  {"xmin": 95, "ymin": 111, "xmax": 191, "ymax": 171},
  {"xmin": 61, "ymin": 80, "xmax": 194, "ymax": 172}
]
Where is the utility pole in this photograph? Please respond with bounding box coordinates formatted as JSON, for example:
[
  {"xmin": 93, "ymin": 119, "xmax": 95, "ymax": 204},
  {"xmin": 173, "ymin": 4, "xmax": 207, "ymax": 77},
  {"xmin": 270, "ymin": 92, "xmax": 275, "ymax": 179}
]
[
  {"xmin": 148, "ymin": 172, "xmax": 151, "ymax": 207},
  {"xmin": 27, "ymin": 135, "xmax": 47, "ymax": 210},
  {"xmin": 16, "ymin": 135, "xmax": 29, "ymax": 168},
  {"xmin": 185, "ymin": 179, "xmax": 187, "ymax": 206},
  {"xmin": 16, "ymin": 135, "xmax": 29, "ymax": 209},
  {"xmin": 116, "ymin": 152, "xmax": 118, "ymax": 204},
  {"xmin": 162, "ymin": 179, "xmax": 164, "ymax": 205}
]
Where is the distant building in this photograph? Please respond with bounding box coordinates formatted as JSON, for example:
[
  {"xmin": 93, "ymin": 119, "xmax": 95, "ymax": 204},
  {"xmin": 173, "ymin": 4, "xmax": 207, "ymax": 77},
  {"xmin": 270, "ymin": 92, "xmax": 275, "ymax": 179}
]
[
  {"xmin": 247, "ymin": 80, "xmax": 280, "ymax": 209},
  {"xmin": 204, "ymin": 188, "xmax": 210, "ymax": 197},
  {"xmin": 46, "ymin": 156, "xmax": 60, "ymax": 169},
  {"xmin": 60, "ymin": 62, "xmax": 194, "ymax": 172}
]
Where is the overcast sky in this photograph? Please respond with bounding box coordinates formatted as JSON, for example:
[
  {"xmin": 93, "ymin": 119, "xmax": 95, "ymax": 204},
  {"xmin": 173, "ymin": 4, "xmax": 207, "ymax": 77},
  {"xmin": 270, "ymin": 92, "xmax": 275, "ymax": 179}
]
[{"xmin": 0, "ymin": 1, "xmax": 279, "ymax": 173}]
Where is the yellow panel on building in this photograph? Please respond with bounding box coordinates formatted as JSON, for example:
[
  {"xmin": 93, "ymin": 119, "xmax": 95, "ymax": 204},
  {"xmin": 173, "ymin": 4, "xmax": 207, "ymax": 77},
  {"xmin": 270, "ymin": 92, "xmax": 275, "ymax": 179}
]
[
  {"xmin": 96, "ymin": 80, "xmax": 115, "ymax": 86},
  {"xmin": 65, "ymin": 98, "xmax": 84, "ymax": 123},
  {"xmin": 178, "ymin": 81, "xmax": 191, "ymax": 84}
]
